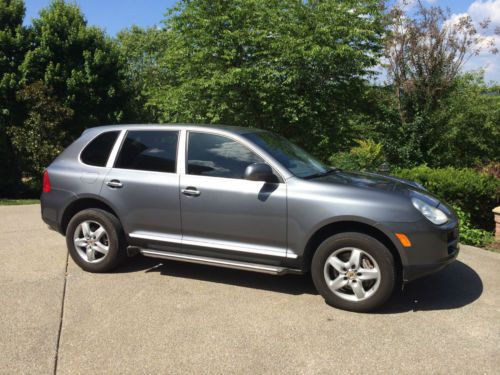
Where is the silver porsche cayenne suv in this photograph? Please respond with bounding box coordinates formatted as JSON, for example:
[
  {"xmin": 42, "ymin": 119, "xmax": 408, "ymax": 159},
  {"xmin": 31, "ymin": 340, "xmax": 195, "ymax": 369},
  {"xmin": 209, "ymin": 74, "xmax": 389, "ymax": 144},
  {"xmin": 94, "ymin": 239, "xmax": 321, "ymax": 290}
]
[{"xmin": 41, "ymin": 124, "xmax": 459, "ymax": 312}]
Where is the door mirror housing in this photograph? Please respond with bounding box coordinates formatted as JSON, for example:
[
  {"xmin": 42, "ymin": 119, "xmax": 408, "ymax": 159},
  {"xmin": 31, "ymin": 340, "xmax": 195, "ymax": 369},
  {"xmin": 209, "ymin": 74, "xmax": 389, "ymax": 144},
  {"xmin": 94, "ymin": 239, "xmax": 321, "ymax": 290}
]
[{"xmin": 244, "ymin": 163, "xmax": 277, "ymax": 182}]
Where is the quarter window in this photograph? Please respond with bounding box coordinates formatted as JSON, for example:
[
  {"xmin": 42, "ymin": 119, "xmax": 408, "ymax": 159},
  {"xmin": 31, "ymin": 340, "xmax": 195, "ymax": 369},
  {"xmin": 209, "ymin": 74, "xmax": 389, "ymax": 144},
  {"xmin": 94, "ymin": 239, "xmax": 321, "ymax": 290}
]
[
  {"xmin": 115, "ymin": 130, "xmax": 178, "ymax": 173},
  {"xmin": 80, "ymin": 131, "xmax": 119, "ymax": 167},
  {"xmin": 187, "ymin": 132, "xmax": 264, "ymax": 179}
]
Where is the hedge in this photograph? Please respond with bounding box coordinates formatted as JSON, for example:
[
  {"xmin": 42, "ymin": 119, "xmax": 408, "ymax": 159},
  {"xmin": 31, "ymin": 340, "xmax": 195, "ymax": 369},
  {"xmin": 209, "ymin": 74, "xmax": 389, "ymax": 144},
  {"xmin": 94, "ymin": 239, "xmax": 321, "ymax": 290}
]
[{"xmin": 393, "ymin": 165, "xmax": 499, "ymax": 231}]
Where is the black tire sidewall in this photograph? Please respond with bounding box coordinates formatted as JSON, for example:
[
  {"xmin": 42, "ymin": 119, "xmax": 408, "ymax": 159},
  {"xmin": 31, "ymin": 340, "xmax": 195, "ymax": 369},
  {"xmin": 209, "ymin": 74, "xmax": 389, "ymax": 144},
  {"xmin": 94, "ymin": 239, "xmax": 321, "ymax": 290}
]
[
  {"xmin": 311, "ymin": 232, "xmax": 395, "ymax": 312},
  {"xmin": 66, "ymin": 208, "xmax": 125, "ymax": 273}
]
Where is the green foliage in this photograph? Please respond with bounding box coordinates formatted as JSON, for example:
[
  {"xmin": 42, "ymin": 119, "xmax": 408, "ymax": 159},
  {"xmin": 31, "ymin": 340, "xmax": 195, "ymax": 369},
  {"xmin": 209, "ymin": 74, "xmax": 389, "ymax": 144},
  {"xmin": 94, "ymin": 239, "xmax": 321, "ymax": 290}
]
[
  {"xmin": 0, "ymin": 199, "xmax": 39, "ymax": 205},
  {"xmin": 376, "ymin": 74, "xmax": 500, "ymax": 168},
  {"xmin": 8, "ymin": 81, "xmax": 73, "ymax": 176},
  {"xmin": 0, "ymin": 0, "xmax": 497, "ymax": 237},
  {"xmin": 452, "ymin": 205, "xmax": 494, "ymax": 248},
  {"xmin": 478, "ymin": 162, "xmax": 500, "ymax": 179},
  {"xmin": 426, "ymin": 74, "xmax": 500, "ymax": 167},
  {"xmin": 383, "ymin": 0, "xmax": 499, "ymax": 168},
  {"xmin": 393, "ymin": 165, "xmax": 500, "ymax": 231},
  {"xmin": 150, "ymin": 0, "xmax": 387, "ymax": 156},
  {"xmin": 329, "ymin": 139, "xmax": 384, "ymax": 171},
  {"xmin": 116, "ymin": 26, "xmax": 169, "ymax": 122},
  {"xmin": 0, "ymin": 0, "xmax": 137, "ymax": 188},
  {"xmin": 18, "ymin": 0, "xmax": 131, "ymax": 139},
  {"xmin": 0, "ymin": 0, "xmax": 28, "ymax": 195}
]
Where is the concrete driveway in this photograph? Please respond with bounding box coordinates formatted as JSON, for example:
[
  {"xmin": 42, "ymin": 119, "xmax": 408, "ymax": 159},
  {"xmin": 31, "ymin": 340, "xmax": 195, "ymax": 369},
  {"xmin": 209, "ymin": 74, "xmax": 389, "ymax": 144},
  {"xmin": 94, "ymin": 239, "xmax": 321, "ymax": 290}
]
[{"xmin": 1, "ymin": 204, "xmax": 499, "ymax": 374}]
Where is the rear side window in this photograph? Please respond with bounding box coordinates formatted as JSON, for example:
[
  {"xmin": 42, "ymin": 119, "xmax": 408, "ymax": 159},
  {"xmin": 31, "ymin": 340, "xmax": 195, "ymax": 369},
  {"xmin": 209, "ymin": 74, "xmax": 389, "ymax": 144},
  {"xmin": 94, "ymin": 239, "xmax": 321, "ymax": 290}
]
[
  {"xmin": 115, "ymin": 130, "xmax": 178, "ymax": 173},
  {"xmin": 80, "ymin": 131, "xmax": 119, "ymax": 167}
]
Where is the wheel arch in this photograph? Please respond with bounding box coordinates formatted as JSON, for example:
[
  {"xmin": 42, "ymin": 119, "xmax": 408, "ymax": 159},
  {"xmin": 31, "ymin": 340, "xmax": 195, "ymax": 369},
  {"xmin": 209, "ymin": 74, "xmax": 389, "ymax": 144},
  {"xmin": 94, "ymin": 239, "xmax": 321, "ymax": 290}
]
[
  {"xmin": 60, "ymin": 196, "xmax": 121, "ymax": 235},
  {"xmin": 302, "ymin": 220, "xmax": 403, "ymax": 279}
]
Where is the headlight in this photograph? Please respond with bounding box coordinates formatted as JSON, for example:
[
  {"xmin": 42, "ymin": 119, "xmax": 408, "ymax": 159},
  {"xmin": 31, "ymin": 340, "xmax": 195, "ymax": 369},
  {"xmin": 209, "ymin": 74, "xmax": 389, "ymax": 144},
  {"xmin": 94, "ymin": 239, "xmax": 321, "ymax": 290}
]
[{"xmin": 411, "ymin": 197, "xmax": 448, "ymax": 225}]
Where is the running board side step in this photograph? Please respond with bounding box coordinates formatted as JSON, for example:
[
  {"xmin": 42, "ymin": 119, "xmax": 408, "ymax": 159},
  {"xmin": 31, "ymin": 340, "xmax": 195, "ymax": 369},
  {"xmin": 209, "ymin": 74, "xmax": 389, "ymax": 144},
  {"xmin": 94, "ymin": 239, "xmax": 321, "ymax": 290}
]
[{"xmin": 136, "ymin": 248, "xmax": 302, "ymax": 275}]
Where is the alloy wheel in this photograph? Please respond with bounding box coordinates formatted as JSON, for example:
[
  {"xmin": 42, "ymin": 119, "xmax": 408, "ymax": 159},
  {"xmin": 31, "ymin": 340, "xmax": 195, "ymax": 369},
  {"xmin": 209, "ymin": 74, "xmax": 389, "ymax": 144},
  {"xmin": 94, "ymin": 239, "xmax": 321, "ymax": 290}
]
[
  {"xmin": 323, "ymin": 247, "xmax": 381, "ymax": 302},
  {"xmin": 73, "ymin": 220, "xmax": 110, "ymax": 263}
]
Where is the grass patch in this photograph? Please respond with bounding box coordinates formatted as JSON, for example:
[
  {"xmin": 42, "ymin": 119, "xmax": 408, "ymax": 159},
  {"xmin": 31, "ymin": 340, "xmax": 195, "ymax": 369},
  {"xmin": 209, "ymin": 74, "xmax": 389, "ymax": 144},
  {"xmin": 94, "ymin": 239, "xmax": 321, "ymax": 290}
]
[{"xmin": 0, "ymin": 199, "xmax": 40, "ymax": 205}]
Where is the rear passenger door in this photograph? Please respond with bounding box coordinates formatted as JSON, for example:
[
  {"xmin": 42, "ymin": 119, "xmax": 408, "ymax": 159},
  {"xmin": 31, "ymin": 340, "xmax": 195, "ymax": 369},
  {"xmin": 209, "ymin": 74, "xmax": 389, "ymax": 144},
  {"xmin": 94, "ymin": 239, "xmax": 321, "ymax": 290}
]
[{"xmin": 100, "ymin": 130, "xmax": 181, "ymax": 249}]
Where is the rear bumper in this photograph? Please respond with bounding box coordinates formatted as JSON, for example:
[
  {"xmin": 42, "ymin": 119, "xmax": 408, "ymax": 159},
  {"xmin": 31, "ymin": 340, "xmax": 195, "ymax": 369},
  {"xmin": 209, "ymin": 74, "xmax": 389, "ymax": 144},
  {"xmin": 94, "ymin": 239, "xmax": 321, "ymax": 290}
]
[
  {"xmin": 41, "ymin": 195, "xmax": 62, "ymax": 233},
  {"xmin": 40, "ymin": 189, "xmax": 77, "ymax": 234}
]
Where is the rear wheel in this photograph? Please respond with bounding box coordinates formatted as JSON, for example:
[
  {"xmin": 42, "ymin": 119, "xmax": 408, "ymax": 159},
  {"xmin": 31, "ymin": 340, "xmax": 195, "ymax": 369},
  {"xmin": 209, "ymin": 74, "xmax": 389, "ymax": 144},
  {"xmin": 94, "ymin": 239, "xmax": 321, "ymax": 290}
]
[
  {"xmin": 311, "ymin": 232, "xmax": 396, "ymax": 312},
  {"xmin": 66, "ymin": 209, "xmax": 125, "ymax": 272}
]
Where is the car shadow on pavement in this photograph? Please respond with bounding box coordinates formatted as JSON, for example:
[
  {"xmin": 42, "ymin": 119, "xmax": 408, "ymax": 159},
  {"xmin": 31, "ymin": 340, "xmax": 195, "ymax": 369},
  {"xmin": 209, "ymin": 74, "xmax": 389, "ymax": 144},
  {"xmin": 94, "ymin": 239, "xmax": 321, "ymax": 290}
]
[
  {"xmin": 116, "ymin": 257, "xmax": 482, "ymax": 311},
  {"xmin": 116, "ymin": 256, "xmax": 317, "ymax": 295},
  {"xmin": 378, "ymin": 260, "xmax": 483, "ymax": 313}
]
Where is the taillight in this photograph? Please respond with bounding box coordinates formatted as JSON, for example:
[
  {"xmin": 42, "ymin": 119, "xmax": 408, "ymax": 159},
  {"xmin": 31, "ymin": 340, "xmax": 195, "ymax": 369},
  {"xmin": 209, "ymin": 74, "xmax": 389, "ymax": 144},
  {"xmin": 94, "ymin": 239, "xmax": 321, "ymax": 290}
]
[{"xmin": 42, "ymin": 170, "xmax": 51, "ymax": 193}]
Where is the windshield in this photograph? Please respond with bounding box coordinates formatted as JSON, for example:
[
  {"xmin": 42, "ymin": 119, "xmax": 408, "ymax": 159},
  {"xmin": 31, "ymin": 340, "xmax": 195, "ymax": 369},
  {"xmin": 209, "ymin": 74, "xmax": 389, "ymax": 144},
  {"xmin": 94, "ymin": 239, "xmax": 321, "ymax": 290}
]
[{"xmin": 243, "ymin": 131, "xmax": 329, "ymax": 178}]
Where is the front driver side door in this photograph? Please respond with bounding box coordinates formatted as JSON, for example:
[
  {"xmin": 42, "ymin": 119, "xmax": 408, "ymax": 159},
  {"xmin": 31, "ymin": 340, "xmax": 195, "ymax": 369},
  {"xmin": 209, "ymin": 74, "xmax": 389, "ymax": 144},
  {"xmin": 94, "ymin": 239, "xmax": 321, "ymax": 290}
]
[{"xmin": 179, "ymin": 131, "xmax": 287, "ymax": 261}]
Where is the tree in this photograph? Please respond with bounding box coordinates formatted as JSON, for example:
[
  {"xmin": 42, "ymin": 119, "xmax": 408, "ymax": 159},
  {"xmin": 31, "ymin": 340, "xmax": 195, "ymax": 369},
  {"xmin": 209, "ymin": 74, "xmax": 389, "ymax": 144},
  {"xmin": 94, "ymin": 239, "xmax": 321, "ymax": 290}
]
[
  {"xmin": 427, "ymin": 74, "xmax": 500, "ymax": 167},
  {"xmin": 150, "ymin": 0, "xmax": 387, "ymax": 156},
  {"xmin": 17, "ymin": 0, "xmax": 131, "ymax": 140},
  {"xmin": 383, "ymin": 0, "xmax": 499, "ymax": 165},
  {"xmin": 116, "ymin": 26, "xmax": 169, "ymax": 122},
  {"xmin": 8, "ymin": 81, "xmax": 73, "ymax": 178},
  {"xmin": 0, "ymin": 0, "xmax": 28, "ymax": 195}
]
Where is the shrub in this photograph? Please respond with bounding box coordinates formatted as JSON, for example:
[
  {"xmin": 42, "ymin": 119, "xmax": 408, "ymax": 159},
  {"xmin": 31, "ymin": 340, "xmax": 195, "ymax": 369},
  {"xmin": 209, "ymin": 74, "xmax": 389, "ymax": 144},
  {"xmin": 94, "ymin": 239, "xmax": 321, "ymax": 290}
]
[
  {"xmin": 452, "ymin": 205, "xmax": 494, "ymax": 248},
  {"xmin": 478, "ymin": 162, "xmax": 500, "ymax": 179},
  {"xmin": 329, "ymin": 139, "xmax": 384, "ymax": 171},
  {"xmin": 393, "ymin": 165, "xmax": 499, "ymax": 231}
]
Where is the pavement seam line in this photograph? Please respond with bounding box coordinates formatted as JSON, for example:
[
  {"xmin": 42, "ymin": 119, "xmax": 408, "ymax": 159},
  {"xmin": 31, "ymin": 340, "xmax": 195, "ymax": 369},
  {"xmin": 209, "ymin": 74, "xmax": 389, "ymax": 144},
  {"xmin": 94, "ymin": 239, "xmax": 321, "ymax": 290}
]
[{"xmin": 53, "ymin": 251, "xmax": 69, "ymax": 375}]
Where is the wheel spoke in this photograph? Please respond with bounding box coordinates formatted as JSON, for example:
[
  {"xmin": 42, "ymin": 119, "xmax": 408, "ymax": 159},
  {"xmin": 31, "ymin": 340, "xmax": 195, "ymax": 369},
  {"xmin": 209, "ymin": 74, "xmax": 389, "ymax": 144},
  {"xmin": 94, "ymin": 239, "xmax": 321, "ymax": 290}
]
[
  {"xmin": 328, "ymin": 256, "xmax": 346, "ymax": 273},
  {"xmin": 93, "ymin": 242, "xmax": 109, "ymax": 255},
  {"xmin": 74, "ymin": 238, "xmax": 87, "ymax": 248},
  {"xmin": 329, "ymin": 275, "xmax": 348, "ymax": 291},
  {"xmin": 351, "ymin": 281, "xmax": 366, "ymax": 299},
  {"xmin": 348, "ymin": 249, "xmax": 362, "ymax": 270},
  {"xmin": 81, "ymin": 222, "xmax": 91, "ymax": 238},
  {"xmin": 93, "ymin": 226, "xmax": 105, "ymax": 240},
  {"xmin": 358, "ymin": 268, "xmax": 379, "ymax": 281},
  {"xmin": 75, "ymin": 238, "xmax": 87, "ymax": 247},
  {"xmin": 86, "ymin": 247, "xmax": 96, "ymax": 261}
]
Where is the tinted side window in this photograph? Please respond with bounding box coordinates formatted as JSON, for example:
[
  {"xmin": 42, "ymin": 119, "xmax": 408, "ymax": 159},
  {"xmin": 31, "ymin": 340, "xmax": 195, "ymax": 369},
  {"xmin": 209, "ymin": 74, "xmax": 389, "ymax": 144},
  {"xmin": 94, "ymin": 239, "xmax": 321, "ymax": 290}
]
[
  {"xmin": 81, "ymin": 131, "xmax": 119, "ymax": 167},
  {"xmin": 187, "ymin": 132, "xmax": 263, "ymax": 179},
  {"xmin": 115, "ymin": 130, "xmax": 178, "ymax": 173}
]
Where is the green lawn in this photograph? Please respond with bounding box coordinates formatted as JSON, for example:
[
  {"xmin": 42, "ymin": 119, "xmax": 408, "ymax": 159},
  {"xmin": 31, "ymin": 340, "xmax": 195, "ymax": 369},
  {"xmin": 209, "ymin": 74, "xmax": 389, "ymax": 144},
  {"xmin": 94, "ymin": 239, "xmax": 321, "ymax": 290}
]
[{"xmin": 0, "ymin": 199, "xmax": 40, "ymax": 205}]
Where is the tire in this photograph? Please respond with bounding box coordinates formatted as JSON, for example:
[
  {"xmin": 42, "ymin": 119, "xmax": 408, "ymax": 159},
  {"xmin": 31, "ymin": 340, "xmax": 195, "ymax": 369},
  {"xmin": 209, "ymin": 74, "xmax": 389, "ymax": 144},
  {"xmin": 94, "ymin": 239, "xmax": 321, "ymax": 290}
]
[
  {"xmin": 311, "ymin": 232, "xmax": 396, "ymax": 312},
  {"xmin": 66, "ymin": 208, "xmax": 126, "ymax": 273}
]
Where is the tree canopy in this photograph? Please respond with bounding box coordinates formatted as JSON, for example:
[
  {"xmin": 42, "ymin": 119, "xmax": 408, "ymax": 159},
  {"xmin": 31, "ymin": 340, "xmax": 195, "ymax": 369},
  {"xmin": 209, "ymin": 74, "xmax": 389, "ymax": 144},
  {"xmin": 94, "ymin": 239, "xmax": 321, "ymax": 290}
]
[
  {"xmin": 0, "ymin": 0, "xmax": 498, "ymax": 198},
  {"xmin": 18, "ymin": 0, "xmax": 130, "ymax": 138},
  {"xmin": 149, "ymin": 0, "xmax": 387, "ymax": 155}
]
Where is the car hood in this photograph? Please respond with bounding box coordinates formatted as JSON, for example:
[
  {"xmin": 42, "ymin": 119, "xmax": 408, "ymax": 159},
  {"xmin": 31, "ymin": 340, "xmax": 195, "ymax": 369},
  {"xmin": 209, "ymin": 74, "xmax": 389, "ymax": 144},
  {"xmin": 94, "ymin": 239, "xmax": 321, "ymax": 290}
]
[{"xmin": 309, "ymin": 170, "xmax": 441, "ymax": 207}]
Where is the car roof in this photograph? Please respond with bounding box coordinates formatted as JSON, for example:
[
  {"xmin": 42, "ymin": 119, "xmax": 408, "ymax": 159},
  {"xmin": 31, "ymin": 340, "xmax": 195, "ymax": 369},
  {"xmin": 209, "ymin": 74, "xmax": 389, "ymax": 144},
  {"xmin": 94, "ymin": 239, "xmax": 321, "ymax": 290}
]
[{"xmin": 84, "ymin": 123, "xmax": 265, "ymax": 135}]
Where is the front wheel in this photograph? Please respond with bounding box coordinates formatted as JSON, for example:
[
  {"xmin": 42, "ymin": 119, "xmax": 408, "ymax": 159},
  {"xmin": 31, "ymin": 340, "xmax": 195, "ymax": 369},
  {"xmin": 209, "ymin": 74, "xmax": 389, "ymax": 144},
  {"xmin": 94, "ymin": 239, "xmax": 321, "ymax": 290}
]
[{"xmin": 311, "ymin": 232, "xmax": 396, "ymax": 312}]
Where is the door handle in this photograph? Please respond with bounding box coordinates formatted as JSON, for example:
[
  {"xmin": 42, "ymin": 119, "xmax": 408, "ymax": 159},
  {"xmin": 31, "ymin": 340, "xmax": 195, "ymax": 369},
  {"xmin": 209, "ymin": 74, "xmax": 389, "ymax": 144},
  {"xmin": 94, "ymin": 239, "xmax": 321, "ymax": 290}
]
[
  {"xmin": 106, "ymin": 179, "xmax": 123, "ymax": 188},
  {"xmin": 181, "ymin": 187, "xmax": 201, "ymax": 197}
]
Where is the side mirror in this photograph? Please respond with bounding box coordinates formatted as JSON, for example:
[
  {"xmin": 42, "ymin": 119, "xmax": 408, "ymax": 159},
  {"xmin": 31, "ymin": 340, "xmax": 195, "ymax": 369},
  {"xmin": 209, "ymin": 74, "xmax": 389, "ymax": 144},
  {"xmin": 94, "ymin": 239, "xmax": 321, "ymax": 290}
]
[{"xmin": 244, "ymin": 163, "xmax": 277, "ymax": 182}]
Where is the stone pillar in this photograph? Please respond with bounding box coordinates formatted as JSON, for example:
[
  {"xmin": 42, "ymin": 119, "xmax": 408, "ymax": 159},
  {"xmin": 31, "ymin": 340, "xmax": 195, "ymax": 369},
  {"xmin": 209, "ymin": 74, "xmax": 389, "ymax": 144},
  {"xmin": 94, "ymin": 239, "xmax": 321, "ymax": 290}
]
[{"xmin": 493, "ymin": 207, "xmax": 500, "ymax": 242}]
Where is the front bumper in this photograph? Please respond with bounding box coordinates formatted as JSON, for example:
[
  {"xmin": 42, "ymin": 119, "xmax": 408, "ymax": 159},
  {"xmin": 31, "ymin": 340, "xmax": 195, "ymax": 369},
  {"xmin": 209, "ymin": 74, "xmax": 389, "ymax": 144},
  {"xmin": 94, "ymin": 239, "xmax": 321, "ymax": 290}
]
[
  {"xmin": 379, "ymin": 218, "xmax": 459, "ymax": 283},
  {"xmin": 403, "ymin": 245, "xmax": 459, "ymax": 282}
]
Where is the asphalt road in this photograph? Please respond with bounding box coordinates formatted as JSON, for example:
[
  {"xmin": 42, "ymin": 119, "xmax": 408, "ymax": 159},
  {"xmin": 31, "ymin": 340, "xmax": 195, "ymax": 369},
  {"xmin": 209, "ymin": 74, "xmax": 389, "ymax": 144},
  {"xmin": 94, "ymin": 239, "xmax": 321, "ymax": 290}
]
[{"xmin": 1, "ymin": 204, "xmax": 499, "ymax": 374}]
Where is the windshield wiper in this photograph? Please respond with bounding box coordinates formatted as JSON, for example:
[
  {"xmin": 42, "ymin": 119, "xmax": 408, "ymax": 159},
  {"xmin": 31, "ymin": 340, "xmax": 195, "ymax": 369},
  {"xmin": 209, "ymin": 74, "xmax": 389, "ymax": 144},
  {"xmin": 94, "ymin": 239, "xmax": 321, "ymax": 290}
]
[{"xmin": 303, "ymin": 167, "xmax": 341, "ymax": 180}]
